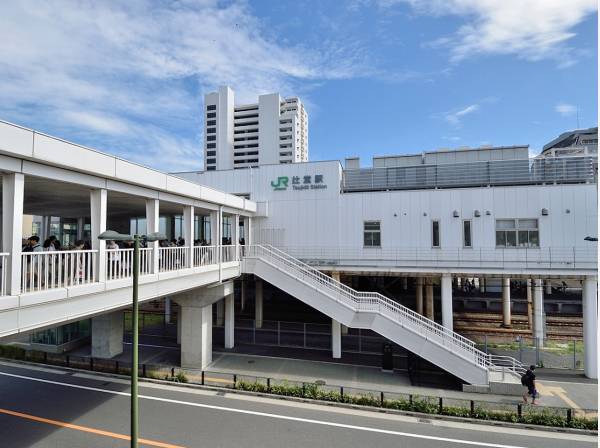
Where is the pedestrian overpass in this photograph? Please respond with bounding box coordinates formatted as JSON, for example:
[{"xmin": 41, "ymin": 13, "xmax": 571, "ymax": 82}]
[{"xmin": 0, "ymin": 120, "xmax": 595, "ymax": 386}]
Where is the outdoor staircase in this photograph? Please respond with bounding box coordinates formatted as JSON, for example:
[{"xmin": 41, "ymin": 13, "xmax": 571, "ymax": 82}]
[{"xmin": 242, "ymin": 244, "xmax": 525, "ymax": 386}]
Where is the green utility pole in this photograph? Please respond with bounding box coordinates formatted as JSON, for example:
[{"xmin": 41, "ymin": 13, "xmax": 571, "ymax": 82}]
[
  {"xmin": 131, "ymin": 235, "xmax": 140, "ymax": 448},
  {"xmin": 97, "ymin": 230, "xmax": 164, "ymax": 448}
]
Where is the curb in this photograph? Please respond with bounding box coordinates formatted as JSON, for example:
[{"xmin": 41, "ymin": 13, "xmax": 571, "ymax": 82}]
[{"xmin": 2, "ymin": 358, "xmax": 597, "ymax": 436}]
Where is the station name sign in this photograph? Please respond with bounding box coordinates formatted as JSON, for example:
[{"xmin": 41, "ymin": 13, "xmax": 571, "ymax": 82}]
[{"xmin": 271, "ymin": 174, "xmax": 327, "ymax": 191}]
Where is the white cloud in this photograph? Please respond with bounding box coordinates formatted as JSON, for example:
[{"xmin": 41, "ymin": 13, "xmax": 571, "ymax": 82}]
[
  {"xmin": 445, "ymin": 104, "xmax": 479, "ymax": 125},
  {"xmin": 374, "ymin": 0, "xmax": 596, "ymax": 65},
  {"xmin": 555, "ymin": 103, "xmax": 577, "ymax": 116},
  {"xmin": 0, "ymin": 0, "xmax": 365, "ymax": 171}
]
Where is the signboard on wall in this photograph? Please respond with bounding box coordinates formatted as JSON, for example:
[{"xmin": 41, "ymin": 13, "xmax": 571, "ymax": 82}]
[{"xmin": 271, "ymin": 174, "xmax": 327, "ymax": 191}]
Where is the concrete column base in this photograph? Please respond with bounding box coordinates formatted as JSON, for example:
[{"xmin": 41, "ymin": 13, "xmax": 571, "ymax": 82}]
[
  {"xmin": 180, "ymin": 304, "xmax": 212, "ymax": 369},
  {"xmin": 91, "ymin": 311, "xmax": 123, "ymax": 359}
]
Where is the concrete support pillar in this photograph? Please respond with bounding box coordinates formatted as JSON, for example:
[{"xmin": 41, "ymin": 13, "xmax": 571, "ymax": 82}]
[
  {"xmin": 502, "ymin": 277, "xmax": 511, "ymax": 328},
  {"xmin": 177, "ymin": 312, "xmax": 181, "ymax": 344},
  {"xmin": 183, "ymin": 205, "xmax": 194, "ymax": 268},
  {"xmin": 216, "ymin": 299, "xmax": 225, "ymax": 326},
  {"xmin": 91, "ymin": 311, "xmax": 123, "ymax": 358},
  {"xmin": 425, "ymin": 278, "xmax": 434, "ymax": 320},
  {"xmin": 582, "ymin": 276, "xmax": 597, "ymax": 379},
  {"xmin": 441, "ymin": 274, "xmax": 453, "ymax": 331},
  {"xmin": 2, "ymin": 173, "xmax": 24, "ymax": 295},
  {"xmin": 332, "ymin": 319, "xmax": 341, "ymax": 359},
  {"xmin": 146, "ymin": 199, "xmax": 159, "ymax": 274},
  {"xmin": 224, "ymin": 293, "xmax": 235, "ymax": 349},
  {"xmin": 165, "ymin": 297, "xmax": 171, "ymax": 324},
  {"xmin": 545, "ymin": 280, "xmax": 552, "ymax": 295},
  {"xmin": 255, "ymin": 278, "xmax": 263, "ymax": 329},
  {"xmin": 526, "ymin": 279, "xmax": 533, "ymax": 330},
  {"xmin": 533, "ymin": 279, "xmax": 544, "ymax": 346},
  {"xmin": 90, "ymin": 188, "xmax": 107, "ymax": 283},
  {"xmin": 479, "ymin": 278, "xmax": 486, "ymax": 293},
  {"xmin": 331, "ymin": 271, "xmax": 340, "ymax": 282},
  {"xmin": 402, "ymin": 277, "xmax": 408, "ymax": 290},
  {"xmin": 180, "ymin": 303, "xmax": 212, "ymax": 369},
  {"xmin": 246, "ymin": 216, "xmax": 252, "ymax": 245},
  {"xmin": 341, "ymin": 324, "xmax": 348, "ymax": 335},
  {"xmin": 415, "ymin": 277, "xmax": 423, "ymax": 315}
]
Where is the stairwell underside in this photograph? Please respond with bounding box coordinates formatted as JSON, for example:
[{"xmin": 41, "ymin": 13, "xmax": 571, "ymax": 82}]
[{"xmin": 242, "ymin": 257, "xmax": 490, "ymax": 385}]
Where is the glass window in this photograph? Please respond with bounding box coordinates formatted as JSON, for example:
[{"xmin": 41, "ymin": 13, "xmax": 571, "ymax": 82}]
[
  {"xmin": 207, "ymin": 112, "xmax": 216, "ymax": 119},
  {"xmin": 207, "ymin": 104, "xmax": 216, "ymax": 110},
  {"xmin": 207, "ymin": 143, "xmax": 216, "ymax": 149},
  {"xmin": 207, "ymin": 135, "xmax": 216, "ymax": 141},
  {"xmin": 432, "ymin": 220, "xmax": 440, "ymax": 247},
  {"xmin": 496, "ymin": 219, "xmax": 539, "ymax": 247},
  {"xmin": 207, "ymin": 120, "xmax": 216, "ymax": 126},
  {"xmin": 463, "ymin": 220, "xmax": 472, "ymax": 247},
  {"xmin": 206, "ymin": 151, "xmax": 216, "ymax": 157},
  {"xmin": 206, "ymin": 127, "xmax": 216, "ymax": 134},
  {"xmin": 364, "ymin": 221, "xmax": 381, "ymax": 247}
]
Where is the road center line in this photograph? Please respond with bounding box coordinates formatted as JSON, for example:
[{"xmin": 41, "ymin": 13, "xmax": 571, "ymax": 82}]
[
  {"xmin": 0, "ymin": 370, "xmax": 525, "ymax": 448},
  {"xmin": 0, "ymin": 407, "xmax": 184, "ymax": 448}
]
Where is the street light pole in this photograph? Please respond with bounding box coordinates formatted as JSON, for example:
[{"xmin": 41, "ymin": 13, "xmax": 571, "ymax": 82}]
[
  {"xmin": 131, "ymin": 235, "xmax": 140, "ymax": 448},
  {"xmin": 97, "ymin": 230, "xmax": 164, "ymax": 448}
]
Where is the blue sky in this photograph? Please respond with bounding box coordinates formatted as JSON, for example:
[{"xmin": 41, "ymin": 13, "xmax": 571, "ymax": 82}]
[{"xmin": 0, "ymin": 0, "xmax": 596, "ymax": 171}]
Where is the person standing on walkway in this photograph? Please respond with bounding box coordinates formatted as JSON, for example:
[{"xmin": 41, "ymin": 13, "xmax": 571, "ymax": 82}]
[{"xmin": 521, "ymin": 365, "xmax": 538, "ymax": 405}]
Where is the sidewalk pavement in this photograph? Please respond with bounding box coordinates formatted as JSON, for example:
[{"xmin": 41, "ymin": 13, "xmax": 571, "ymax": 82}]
[{"xmin": 203, "ymin": 352, "xmax": 598, "ymax": 413}]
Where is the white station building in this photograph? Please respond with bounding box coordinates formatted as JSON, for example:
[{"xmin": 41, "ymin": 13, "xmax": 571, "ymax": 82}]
[{"xmin": 0, "ymin": 117, "xmax": 596, "ymax": 392}]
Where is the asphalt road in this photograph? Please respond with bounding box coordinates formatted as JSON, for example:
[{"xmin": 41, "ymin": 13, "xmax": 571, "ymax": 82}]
[{"xmin": 0, "ymin": 361, "xmax": 596, "ymax": 448}]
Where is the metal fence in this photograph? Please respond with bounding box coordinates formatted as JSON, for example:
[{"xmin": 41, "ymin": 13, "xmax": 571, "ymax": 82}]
[
  {"xmin": 342, "ymin": 156, "xmax": 597, "ymax": 192},
  {"xmin": 126, "ymin": 313, "xmax": 586, "ymax": 372},
  {"xmin": 1, "ymin": 348, "xmax": 596, "ymax": 426},
  {"xmin": 480, "ymin": 337, "xmax": 585, "ymax": 371}
]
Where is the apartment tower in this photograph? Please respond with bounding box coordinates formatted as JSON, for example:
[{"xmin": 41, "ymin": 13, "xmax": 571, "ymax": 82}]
[{"xmin": 203, "ymin": 86, "xmax": 308, "ymax": 171}]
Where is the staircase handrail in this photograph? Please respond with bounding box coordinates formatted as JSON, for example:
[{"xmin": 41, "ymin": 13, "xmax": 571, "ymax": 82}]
[{"xmin": 246, "ymin": 244, "xmax": 498, "ymax": 368}]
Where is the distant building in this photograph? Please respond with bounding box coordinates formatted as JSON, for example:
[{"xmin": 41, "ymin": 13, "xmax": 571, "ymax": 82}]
[
  {"xmin": 203, "ymin": 86, "xmax": 308, "ymax": 171},
  {"xmin": 541, "ymin": 127, "xmax": 598, "ymax": 157}
]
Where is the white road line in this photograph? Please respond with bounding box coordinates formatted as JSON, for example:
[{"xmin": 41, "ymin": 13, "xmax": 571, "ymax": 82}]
[{"xmin": 0, "ymin": 370, "xmax": 526, "ymax": 448}]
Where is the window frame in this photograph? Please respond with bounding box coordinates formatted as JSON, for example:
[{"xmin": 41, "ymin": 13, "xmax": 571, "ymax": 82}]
[
  {"xmin": 363, "ymin": 220, "xmax": 381, "ymax": 248},
  {"xmin": 462, "ymin": 219, "xmax": 472, "ymax": 248},
  {"xmin": 431, "ymin": 220, "xmax": 441, "ymax": 248},
  {"xmin": 495, "ymin": 218, "xmax": 540, "ymax": 248}
]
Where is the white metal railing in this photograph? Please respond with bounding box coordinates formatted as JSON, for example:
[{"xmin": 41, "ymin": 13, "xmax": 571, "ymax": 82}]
[
  {"xmin": 244, "ymin": 244, "xmax": 523, "ymax": 376},
  {"xmin": 21, "ymin": 250, "xmax": 98, "ymax": 292},
  {"xmin": 220, "ymin": 245, "xmax": 237, "ymax": 263},
  {"xmin": 275, "ymin": 246, "xmax": 598, "ymax": 271},
  {"xmin": 193, "ymin": 246, "xmax": 217, "ymax": 267},
  {"xmin": 0, "ymin": 253, "xmax": 8, "ymax": 296},
  {"xmin": 487, "ymin": 355, "xmax": 527, "ymax": 376},
  {"xmin": 106, "ymin": 248, "xmax": 154, "ymax": 281},
  {"xmin": 158, "ymin": 246, "xmax": 190, "ymax": 272}
]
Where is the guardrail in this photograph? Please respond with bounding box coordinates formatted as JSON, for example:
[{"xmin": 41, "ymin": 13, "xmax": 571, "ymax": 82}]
[
  {"xmin": 342, "ymin": 156, "xmax": 597, "ymax": 192},
  {"xmin": 106, "ymin": 248, "xmax": 154, "ymax": 280},
  {"xmin": 275, "ymin": 246, "xmax": 598, "ymax": 270},
  {"xmin": 159, "ymin": 246, "xmax": 190, "ymax": 272},
  {"xmin": 193, "ymin": 246, "xmax": 218, "ymax": 267},
  {"xmin": 21, "ymin": 250, "xmax": 98, "ymax": 292},
  {"xmin": 245, "ymin": 244, "xmax": 522, "ymax": 377}
]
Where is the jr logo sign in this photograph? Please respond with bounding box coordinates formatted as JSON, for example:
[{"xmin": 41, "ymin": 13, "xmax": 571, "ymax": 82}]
[{"xmin": 270, "ymin": 176, "xmax": 289, "ymax": 191}]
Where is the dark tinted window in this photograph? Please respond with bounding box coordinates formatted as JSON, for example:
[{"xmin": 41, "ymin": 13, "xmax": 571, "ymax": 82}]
[
  {"xmin": 207, "ymin": 120, "xmax": 216, "ymax": 126},
  {"xmin": 207, "ymin": 105, "xmax": 216, "ymax": 110},
  {"xmin": 207, "ymin": 135, "xmax": 216, "ymax": 141},
  {"xmin": 207, "ymin": 112, "xmax": 216, "ymax": 119},
  {"xmin": 206, "ymin": 151, "xmax": 216, "ymax": 156},
  {"xmin": 207, "ymin": 143, "xmax": 216, "ymax": 149}
]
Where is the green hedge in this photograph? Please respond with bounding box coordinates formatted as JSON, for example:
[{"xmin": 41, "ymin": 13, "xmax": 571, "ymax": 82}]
[{"xmin": 235, "ymin": 380, "xmax": 597, "ymax": 431}]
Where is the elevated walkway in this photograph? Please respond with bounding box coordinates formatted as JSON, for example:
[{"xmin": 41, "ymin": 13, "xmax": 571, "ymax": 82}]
[{"xmin": 242, "ymin": 245, "xmax": 525, "ymax": 386}]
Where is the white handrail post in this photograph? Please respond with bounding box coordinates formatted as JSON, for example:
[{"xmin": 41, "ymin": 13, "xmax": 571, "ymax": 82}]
[
  {"xmin": 146, "ymin": 199, "xmax": 160, "ymax": 274},
  {"xmin": 183, "ymin": 205, "xmax": 194, "ymax": 268},
  {"xmin": 91, "ymin": 188, "xmax": 107, "ymax": 283},
  {"xmin": 2, "ymin": 173, "xmax": 24, "ymax": 296}
]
